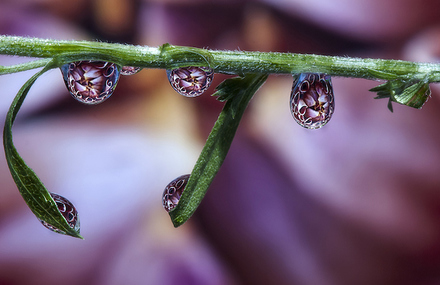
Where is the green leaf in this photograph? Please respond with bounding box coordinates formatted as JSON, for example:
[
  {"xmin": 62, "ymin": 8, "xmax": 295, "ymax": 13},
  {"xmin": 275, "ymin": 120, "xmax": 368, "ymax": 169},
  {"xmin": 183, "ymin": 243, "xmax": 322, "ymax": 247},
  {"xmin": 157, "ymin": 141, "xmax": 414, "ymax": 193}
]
[
  {"xmin": 370, "ymin": 77, "xmax": 431, "ymax": 111},
  {"xmin": 169, "ymin": 73, "xmax": 268, "ymax": 227},
  {"xmin": 3, "ymin": 61, "xmax": 83, "ymax": 239}
]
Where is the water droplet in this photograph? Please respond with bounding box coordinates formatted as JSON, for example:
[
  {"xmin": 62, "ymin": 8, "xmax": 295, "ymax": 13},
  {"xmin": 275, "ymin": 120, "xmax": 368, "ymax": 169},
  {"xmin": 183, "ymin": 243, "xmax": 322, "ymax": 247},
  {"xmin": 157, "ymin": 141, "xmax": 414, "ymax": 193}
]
[
  {"xmin": 121, "ymin": 66, "xmax": 142, "ymax": 75},
  {"xmin": 162, "ymin": 174, "xmax": 190, "ymax": 212},
  {"xmin": 290, "ymin": 73, "xmax": 335, "ymax": 129},
  {"xmin": 39, "ymin": 193, "xmax": 80, "ymax": 234},
  {"xmin": 167, "ymin": 66, "xmax": 214, "ymax": 97},
  {"xmin": 60, "ymin": 61, "xmax": 121, "ymax": 105}
]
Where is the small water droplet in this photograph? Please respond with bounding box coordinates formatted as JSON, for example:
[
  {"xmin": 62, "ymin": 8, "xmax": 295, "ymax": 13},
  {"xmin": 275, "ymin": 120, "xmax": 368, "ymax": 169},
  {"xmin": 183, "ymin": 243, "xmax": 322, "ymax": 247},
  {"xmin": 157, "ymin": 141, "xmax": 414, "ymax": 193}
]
[
  {"xmin": 60, "ymin": 61, "xmax": 121, "ymax": 105},
  {"xmin": 39, "ymin": 193, "xmax": 80, "ymax": 234},
  {"xmin": 162, "ymin": 174, "xmax": 190, "ymax": 212},
  {"xmin": 167, "ymin": 66, "xmax": 214, "ymax": 97},
  {"xmin": 290, "ymin": 73, "xmax": 335, "ymax": 129},
  {"xmin": 121, "ymin": 66, "xmax": 142, "ymax": 75}
]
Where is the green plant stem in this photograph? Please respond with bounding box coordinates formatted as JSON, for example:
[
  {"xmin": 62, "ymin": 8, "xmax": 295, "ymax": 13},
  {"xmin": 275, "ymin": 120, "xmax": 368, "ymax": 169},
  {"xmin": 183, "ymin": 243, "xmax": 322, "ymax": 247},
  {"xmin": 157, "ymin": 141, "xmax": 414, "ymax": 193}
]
[
  {"xmin": 2, "ymin": 35, "xmax": 440, "ymax": 82},
  {"xmin": 0, "ymin": 58, "xmax": 52, "ymax": 75}
]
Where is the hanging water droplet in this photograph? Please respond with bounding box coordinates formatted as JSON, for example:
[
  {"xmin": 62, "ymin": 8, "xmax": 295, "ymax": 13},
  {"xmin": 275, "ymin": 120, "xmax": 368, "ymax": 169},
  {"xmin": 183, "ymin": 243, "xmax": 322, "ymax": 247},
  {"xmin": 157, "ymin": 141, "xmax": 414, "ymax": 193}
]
[
  {"xmin": 166, "ymin": 66, "xmax": 214, "ymax": 97},
  {"xmin": 121, "ymin": 66, "xmax": 142, "ymax": 75},
  {"xmin": 39, "ymin": 193, "xmax": 80, "ymax": 234},
  {"xmin": 162, "ymin": 174, "xmax": 190, "ymax": 212},
  {"xmin": 60, "ymin": 61, "xmax": 121, "ymax": 105},
  {"xmin": 290, "ymin": 73, "xmax": 335, "ymax": 129}
]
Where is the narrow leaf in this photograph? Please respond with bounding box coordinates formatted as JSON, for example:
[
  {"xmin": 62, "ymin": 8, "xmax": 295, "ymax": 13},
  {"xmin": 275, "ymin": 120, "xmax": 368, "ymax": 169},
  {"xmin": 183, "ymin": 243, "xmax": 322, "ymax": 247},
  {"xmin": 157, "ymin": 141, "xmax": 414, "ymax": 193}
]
[
  {"xmin": 387, "ymin": 98, "xmax": 394, "ymax": 113},
  {"xmin": 169, "ymin": 73, "xmax": 268, "ymax": 227},
  {"xmin": 3, "ymin": 61, "xmax": 83, "ymax": 238}
]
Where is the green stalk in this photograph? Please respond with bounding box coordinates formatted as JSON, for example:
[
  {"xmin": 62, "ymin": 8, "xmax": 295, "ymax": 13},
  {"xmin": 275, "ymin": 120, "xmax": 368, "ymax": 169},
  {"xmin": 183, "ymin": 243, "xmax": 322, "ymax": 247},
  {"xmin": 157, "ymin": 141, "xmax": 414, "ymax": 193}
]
[{"xmin": 2, "ymin": 35, "xmax": 440, "ymax": 82}]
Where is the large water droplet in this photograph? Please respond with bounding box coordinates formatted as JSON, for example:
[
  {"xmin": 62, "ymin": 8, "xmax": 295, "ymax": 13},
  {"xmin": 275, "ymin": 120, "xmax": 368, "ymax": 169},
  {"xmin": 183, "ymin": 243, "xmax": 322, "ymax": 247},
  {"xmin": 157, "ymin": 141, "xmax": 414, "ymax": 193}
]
[
  {"xmin": 290, "ymin": 73, "xmax": 335, "ymax": 129},
  {"xmin": 39, "ymin": 193, "xmax": 80, "ymax": 234},
  {"xmin": 121, "ymin": 66, "xmax": 142, "ymax": 76},
  {"xmin": 60, "ymin": 61, "xmax": 120, "ymax": 104},
  {"xmin": 167, "ymin": 66, "xmax": 214, "ymax": 97},
  {"xmin": 162, "ymin": 174, "xmax": 190, "ymax": 212}
]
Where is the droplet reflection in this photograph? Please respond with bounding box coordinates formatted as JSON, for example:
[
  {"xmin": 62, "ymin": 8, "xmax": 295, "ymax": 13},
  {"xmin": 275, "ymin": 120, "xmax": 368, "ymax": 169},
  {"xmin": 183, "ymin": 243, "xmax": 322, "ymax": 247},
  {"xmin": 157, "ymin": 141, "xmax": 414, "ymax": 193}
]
[
  {"xmin": 167, "ymin": 66, "xmax": 214, "ymax": 97},
  {"xmin": 39, "ymin": 193, "xmax": 80, "ymax": 234},
  {"xmin": 121, "ymin": 66, "xmax": 142, "ymax": 76},
  {"xmin": 162, "ymin": 174, "xmax": 190, "ymax": 212},
  {"xmin": 60, "ymin": 61, "xmax": 120, "ymax": 104},
  {"xmin": 290, "ymin": 73, "xmax": 335, "ymax": 129}
]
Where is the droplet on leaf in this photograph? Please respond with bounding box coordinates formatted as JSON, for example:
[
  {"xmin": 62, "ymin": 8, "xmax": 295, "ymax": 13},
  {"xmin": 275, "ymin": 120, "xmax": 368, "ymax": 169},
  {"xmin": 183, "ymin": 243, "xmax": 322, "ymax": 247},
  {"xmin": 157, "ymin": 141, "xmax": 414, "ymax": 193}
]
[
  {"xmin": 39, "ymin": 193, "xmax": 80, "ymax": 234},
  {"xmin": 290, "ymin": 73, "xmax": 335, "ymax": 129},
  {"xmin": 162, "ymin": 174, "xmax": 190, "ymax": 212},
  {"xmin": 166, "ymin": 66, "xmax": 214, "ymax": 97},
  {"xmin": 60, "ymin": 61, "xmax": 120, "ymax": 104},
  {"xmin": 121, "ymin": 66, "xmax": 142, "ymax": 75}
]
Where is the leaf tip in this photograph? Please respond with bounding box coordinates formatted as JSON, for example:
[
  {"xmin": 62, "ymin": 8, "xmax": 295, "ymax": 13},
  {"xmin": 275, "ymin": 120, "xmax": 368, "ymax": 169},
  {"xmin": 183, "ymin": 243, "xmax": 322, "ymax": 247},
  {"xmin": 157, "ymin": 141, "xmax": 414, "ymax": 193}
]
[
  {"xmin": 169, "ymin": 209, "xmax": 187, "ymax": 228},
  {"xmin": 71, "ymin": 232, "xmax": 84, "ymax": 239}
]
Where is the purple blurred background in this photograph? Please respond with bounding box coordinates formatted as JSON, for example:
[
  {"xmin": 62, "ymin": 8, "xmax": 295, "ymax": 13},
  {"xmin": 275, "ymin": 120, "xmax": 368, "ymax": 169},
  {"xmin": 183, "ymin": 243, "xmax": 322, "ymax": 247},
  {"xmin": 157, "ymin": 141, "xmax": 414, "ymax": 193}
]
[{"xmin": 2, "ymin": 0, "xmax": 440, "ymax": 284}]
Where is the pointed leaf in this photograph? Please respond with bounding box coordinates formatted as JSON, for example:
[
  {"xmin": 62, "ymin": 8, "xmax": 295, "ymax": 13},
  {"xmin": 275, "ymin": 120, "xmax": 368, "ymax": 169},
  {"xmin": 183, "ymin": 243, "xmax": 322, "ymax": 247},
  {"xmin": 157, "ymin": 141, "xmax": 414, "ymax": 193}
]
[
  {"xmin": 3, "ymin": 61, "xmax": 83, "ymax": 239},
  {"xmin": 387, "ymin": 98, "xmax": 394, "ymax": 113},
  {"xmin": 169, "ymin": 73, "xmax": 268, "ymax": 227}
]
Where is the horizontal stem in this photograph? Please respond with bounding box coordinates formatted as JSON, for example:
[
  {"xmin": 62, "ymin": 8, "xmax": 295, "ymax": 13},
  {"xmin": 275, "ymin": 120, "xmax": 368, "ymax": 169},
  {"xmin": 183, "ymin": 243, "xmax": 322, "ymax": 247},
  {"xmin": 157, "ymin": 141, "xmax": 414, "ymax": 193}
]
[{"xmin": 1, "ymin": 35, "xmax": 440, "ymax": 82}]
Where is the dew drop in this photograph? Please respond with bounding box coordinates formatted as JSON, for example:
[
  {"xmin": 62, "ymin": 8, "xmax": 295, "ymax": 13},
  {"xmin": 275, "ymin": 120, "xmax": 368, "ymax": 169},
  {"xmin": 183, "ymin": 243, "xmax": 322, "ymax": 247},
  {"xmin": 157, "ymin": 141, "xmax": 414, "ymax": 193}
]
[
  {"xmin": 166, "ymin": 66, "xmax": 214, "ymax": 97},
  {"xmin": 39, "ymin": 193, "xmax": 80, "ymax": 234},
  {"xmin": 162, "ymin": 174, "xmax": 190, "ymax": 212},
  {"xmin": 290, "ymin": 73, "xmax": 335, "ymax": 129},
  {"xmin": 121, "ymin": 66, "xmax": 142, "ymax": 75},
  {"xmin": 60, "ymin": 61, "xmax": 121, "ymax": 105}
]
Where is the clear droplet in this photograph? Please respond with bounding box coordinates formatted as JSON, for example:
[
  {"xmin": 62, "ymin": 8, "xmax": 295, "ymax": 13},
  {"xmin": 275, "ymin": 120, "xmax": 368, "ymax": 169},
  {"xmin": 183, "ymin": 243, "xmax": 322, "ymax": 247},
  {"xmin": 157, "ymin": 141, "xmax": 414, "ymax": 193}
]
[
  {"xmin": 290, "ymin": 73, "xmax": 335, "ymax": 129},
  {"xmin": 39, "ymin": 193, "xmax": 80, "ymax": 234},
  {"xmin": 162, "ymin": 174, "xmax": 190, "ymax": 212},
  {"xmin": 60, "ymin": 61, "xmax": 121, "ymax": 105},
  {"xmin": 166, "ymin": 66, "xmax": 214, "ymax": 97},
  {"xmin": 121, "ymin": 66, "xmax": 142, "ymax": 76}
]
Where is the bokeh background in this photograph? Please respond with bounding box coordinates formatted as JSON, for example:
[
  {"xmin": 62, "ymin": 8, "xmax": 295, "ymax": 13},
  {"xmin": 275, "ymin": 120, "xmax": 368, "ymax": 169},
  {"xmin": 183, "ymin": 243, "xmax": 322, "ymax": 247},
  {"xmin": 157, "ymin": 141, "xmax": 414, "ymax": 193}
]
[{"xmin": 2, "ymin": 0, "xmax": 440, "ymax": 284}]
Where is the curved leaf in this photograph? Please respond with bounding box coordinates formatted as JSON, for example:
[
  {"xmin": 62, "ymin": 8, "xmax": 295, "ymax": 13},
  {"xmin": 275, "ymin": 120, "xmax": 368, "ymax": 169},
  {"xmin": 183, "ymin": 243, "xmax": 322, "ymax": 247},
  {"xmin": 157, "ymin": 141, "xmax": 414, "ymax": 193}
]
[
  {"xmin": 169, "ymin": 73, "xmax": 268, "ymax": 227},
  {"xmin": 3, "ymin": 61, "xmax": 83, "ymax": 238}
]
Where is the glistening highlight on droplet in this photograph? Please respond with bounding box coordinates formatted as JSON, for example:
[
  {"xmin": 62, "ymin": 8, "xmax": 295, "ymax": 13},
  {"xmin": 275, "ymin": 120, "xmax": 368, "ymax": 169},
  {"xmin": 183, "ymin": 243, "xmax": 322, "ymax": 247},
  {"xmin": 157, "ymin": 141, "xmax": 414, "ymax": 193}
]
[
  {"xmin": 167, "ymin": 66, "xmax": 214, "ymax": 97},
  {"xmin": 162, "ymin": 174, "xmax": 190, "ymax": 212},
  {"xmin": 60, "ymin": 61, "xmax": 121, "ymax": 104},
  {"xmin": 290, "ymin": 73, "xmax": 335, "ymax": 129},
  {"xmin": 39, "ymin": 193, "xmax": 80, "ymax": 234},
  {"xmin": 121, "ymin": 66, "xmax": 142, "ymax": 76}
]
